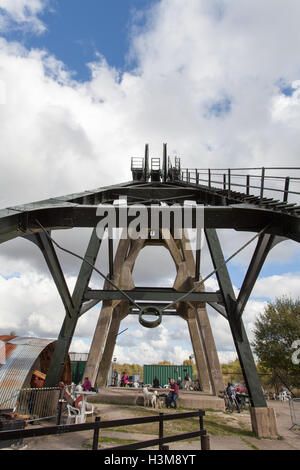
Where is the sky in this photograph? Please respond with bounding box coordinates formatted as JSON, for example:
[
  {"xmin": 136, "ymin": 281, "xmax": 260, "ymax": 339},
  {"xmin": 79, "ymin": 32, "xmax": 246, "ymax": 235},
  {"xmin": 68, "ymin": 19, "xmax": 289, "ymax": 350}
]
[{"xmin": 0, "ymin": 0, "xmax": 300, "ymax": 368}]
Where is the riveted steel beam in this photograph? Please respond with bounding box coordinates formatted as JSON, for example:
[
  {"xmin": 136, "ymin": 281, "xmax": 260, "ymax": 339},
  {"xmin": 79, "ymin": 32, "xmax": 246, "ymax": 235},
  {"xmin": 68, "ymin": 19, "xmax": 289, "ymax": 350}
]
[
  {"xmin": 44, "ymin": 228, "xmax": 103, "ymax": 387},
  {"xmin": 236, "ymin": 234, "xmax": 285, "ymax": 320},
  {"xmin": 205, "ymin": 228, "xmax": 267, "ymax": 408},
  {"xmin": 1, "ymin": 203, "xmax": 300, "ymax": 244},
  {"xmin": 83, "ymin": 288, "xmax": 223, "ymax": 303},
  {"xmin": 24, "ymin": 231, "xmax": 74, "ymax": 318}
]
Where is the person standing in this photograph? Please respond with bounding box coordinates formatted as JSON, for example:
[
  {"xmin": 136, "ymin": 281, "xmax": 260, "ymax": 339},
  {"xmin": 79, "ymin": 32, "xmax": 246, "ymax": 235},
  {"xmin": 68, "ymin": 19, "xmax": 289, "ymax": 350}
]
[
  {"xmin": 177, "ymin": 377, "xmax": 182, "ymax": 389},
  {"xmin": 153, "ymin": 376, "xmax": 160, "ymax": 388},
  {"xmin": 28, "ymin": 371, "xmax": 45, "ymax": 415},
  {"xmin": 121, "ymin": 372, "xmax": 128, "ymax": 387}
]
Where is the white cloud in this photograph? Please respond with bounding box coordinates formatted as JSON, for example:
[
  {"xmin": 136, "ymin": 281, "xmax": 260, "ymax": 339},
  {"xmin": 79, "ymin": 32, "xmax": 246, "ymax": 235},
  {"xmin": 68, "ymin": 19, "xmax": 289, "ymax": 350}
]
[
  {"xmin": 0, "ymin": 0, "xmax": 47, "ymax": 34},
  {"xmin": 0, "ymin": 270, "xmax": 100, "ymax": 338},
  {"xmin": 217, "ymin": 351, "xmax": 237, "ymax": 365},
  {"xmin": 272, "ymin": 80, "xmax": 300, "ymax": 127},
  {"xmin": 70, "ymin": 338, "xmax": 90, "ymax": 354},
  {"xmin": 252, "ymin": 273, "xmax": 300, "ymax": 301}
]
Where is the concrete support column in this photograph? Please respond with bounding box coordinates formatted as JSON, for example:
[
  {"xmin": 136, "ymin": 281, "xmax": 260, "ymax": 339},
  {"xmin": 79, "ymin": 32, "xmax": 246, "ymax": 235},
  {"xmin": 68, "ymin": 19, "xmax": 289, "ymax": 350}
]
[
  {"xmin": 250, "ymin": 407, "xmax": 278, "ymax": 438},
  {"xmin": 84, "ymin": 237, "xmax": 144, "ymax": 387},
  {"xmin": 84, "ymin": 300, "xmax": 114, "ymax": 386},
  {"xmin": 96, "ymin": 302, "xmax": 128, "ymax": 387},
  {"xmin": 195, "ymin": 306, "xmax": 224, "ymax": 395},
  {"xmin": 164, "ymin": 229, "xmax": 223, "ymax": 396},
  {"xmin": 185, "ymin": 311, "xmax": 211, "ymax": 393}
]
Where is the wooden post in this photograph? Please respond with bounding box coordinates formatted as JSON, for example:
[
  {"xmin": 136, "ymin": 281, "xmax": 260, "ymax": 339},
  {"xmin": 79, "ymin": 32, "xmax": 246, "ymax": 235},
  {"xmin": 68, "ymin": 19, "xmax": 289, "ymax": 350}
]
[
  {"xmin": 159, "ymin": 412, "xmax": 164, "ymax": 450},
  {"xmin": 92, "ymin": 416, "xmax": 101, "ymax": 450},
  {"xmin": 201, "ymin": 434, "xmax": 210, "ymax": 450},
  {"xmin": 199, "ymin": 411, "xmax": 210, "ymax": 450}
]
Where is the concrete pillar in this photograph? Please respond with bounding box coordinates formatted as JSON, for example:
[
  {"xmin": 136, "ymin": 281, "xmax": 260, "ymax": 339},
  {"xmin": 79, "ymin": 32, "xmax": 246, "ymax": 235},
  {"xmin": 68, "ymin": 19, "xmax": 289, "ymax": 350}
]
[
  {"xmin": 185, "ymin": 310, "xmax": 211, "ymax": 393},
  {"xmin": 84, "ymin": 237, "xmax": 144, "ymax": 387},
  {"xmin": 164, "ymin": 229, "xmax": 223, "ymax": 396},
  {"xmin": 195, "ymin": 306, "xmax": 224, "ymax": 395},
  {"xmin": 96, "ymin": 302, "xmax": 128, "ymax": 387},
  {"xmin": 83, "ymin": 300, "xmax": 115, "ymax": 386},
  {"xmin": 250, "ymin": 407, "xmax": 278, "ymax": 438}
]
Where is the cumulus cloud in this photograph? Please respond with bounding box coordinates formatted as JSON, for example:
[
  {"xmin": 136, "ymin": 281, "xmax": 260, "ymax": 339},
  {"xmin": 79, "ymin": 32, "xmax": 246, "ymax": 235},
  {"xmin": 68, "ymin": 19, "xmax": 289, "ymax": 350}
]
[
  {"xmin": 0, "ymin": 0, "xmax": 47, "ymax": 34},
  {"xmin": 252, "ymin": 273, "xmax": 300, "ymax": 301}
]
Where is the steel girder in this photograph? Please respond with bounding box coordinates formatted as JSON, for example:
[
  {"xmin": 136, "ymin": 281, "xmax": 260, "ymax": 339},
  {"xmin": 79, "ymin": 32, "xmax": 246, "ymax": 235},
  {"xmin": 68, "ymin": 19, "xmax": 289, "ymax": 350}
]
[
  {"xmin": 1, "ymin": 203, "xmax": 300, "ymax": 244},
  {"xmin": 205, "ymin": 228, "xmax": 268, "ymax": 408}
]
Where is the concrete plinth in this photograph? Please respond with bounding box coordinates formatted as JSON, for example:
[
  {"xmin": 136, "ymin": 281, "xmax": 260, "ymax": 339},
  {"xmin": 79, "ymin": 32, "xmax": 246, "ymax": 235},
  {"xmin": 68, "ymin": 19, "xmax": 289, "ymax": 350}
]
[
  {"xmin": 250, "ymin": 407, "xmax": 278, "ymax": 439},
  {"xmin": 91, "ymin": 388, "xmax": 225, "ymax": 411}
]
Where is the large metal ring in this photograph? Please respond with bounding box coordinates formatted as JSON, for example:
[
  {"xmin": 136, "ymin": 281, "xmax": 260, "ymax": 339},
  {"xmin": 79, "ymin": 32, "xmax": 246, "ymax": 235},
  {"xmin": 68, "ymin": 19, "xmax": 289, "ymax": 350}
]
[{"xmin": 138, "ymin": 306, "xmax": 162, "ymax": 328}]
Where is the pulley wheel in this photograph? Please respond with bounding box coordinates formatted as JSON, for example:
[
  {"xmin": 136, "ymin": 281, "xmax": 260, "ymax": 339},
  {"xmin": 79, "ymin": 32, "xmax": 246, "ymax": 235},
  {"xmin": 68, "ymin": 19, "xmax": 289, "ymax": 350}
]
[{"xmin": 138, "ymin": 306, "xmax": 162, "ymax": 328}]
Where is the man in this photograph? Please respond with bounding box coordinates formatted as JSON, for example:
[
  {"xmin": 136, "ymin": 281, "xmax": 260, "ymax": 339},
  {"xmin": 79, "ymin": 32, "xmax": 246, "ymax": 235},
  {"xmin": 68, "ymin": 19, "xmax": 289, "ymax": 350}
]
[
  {"xmin": 226, "ymin": 382, "xmax": 240, "ymax": 413},
  {"xmin": 28, "ymin": 370, "xmax": 46, "ymax": 415},
  {"xmin": 166, "ymin": 379, "xmax": 179, "ymax": 409}
]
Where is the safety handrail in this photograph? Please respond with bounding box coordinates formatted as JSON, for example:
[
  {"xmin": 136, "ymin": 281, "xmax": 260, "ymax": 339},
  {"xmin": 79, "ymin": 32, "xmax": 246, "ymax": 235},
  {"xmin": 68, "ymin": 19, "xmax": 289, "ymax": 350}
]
[{"xmin": 180, "ymin": 167, "xmax": 300, "ymax": 203}]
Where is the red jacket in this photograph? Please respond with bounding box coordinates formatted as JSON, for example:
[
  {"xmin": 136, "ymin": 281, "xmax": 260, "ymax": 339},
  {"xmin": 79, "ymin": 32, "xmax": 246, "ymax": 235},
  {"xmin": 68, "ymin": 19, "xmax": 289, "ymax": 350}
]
[{"xmin": 170, "ymin": 382, "xmax": 179, "ymax": 394}]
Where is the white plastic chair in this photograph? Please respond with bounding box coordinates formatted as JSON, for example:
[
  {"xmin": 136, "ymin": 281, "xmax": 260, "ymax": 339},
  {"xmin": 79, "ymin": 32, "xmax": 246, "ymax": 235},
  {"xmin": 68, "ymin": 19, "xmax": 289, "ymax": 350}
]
[
  {"xmin": 66, "ymin": 404, "xmax": 81, "ymax": 424},
  {"xmin": 79, "ymin": 402, "xmax": 94, "ymax": 423}
]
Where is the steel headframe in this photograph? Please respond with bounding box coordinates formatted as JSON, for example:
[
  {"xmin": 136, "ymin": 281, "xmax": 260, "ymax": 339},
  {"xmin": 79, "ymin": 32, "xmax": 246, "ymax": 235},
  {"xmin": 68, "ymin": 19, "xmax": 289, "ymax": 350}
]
[{"xmin": 0, "ymin": 143, "xmax": 299, "ymax": 408}]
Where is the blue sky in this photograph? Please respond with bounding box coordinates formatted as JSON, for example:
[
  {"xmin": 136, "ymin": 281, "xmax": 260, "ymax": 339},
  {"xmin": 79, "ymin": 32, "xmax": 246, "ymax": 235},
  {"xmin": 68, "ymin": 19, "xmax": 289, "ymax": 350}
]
[
  {"xmin": 3, "ymin": 0, "xmax": 157, "ymax": 80},
  {"xmin": 0, "ymin": 0, "xmax": 300, "ymax": 366}
]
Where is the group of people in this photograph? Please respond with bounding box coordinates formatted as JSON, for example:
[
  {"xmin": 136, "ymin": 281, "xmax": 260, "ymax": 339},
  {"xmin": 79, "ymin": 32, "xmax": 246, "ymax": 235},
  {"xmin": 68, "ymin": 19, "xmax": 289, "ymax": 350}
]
[{"xmin": 153, "ymin": 373, "xmax": 192, "ymax": 390}]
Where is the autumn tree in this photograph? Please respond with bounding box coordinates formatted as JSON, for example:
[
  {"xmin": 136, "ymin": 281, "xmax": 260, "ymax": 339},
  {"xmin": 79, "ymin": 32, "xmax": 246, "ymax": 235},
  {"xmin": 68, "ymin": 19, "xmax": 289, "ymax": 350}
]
[
  {"xmin": 252, "ymin": 296, "xmax": 300, "ymax": 390},
  {"xmin": 221, "ymin": 358, "xmax": 243, "ymax": 384}
]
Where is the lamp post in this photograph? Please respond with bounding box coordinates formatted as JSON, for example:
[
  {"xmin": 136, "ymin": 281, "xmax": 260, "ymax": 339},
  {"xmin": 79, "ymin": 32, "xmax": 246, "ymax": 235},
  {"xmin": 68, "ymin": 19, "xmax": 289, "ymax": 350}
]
[{"xmin": 113, "ymin": 356, "xmax": 117, "ymax": 386}]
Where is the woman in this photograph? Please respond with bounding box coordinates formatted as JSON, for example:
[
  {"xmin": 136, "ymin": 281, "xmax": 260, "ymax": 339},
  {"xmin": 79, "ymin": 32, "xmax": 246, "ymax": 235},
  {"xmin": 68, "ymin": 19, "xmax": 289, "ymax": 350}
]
[
  {"xmin": 82, "ymin": 377, "xmax": 92, "ymax": 391},
  {"xmin": 120, "ymin": 372, "xmax": 128, "ymax": 387}
]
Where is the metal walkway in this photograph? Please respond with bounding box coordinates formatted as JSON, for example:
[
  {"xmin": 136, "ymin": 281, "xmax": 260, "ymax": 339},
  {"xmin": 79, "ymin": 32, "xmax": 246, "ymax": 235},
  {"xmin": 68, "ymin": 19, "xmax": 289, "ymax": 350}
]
[{"xmin": 180, "ymin": 166, "xmax": 300, "ymax": 217}]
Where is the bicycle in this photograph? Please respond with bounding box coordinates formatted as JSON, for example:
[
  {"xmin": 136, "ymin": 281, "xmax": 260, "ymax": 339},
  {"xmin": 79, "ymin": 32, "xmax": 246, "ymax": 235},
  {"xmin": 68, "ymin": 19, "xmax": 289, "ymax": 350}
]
[{"xmin": 220, "ymin": 390, "xmax": 241, "ymax": 413}]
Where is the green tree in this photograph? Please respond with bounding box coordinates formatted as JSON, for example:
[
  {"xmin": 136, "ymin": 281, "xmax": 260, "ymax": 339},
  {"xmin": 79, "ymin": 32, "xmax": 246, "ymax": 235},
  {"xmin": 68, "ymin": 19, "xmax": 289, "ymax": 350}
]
[
  {"xmin": 221, "ymin": 358, "xmax": 243, "ymax": 384},
  {"xmin": 252, "ymin": 296, "xmax": 300, "ymax": 391}
]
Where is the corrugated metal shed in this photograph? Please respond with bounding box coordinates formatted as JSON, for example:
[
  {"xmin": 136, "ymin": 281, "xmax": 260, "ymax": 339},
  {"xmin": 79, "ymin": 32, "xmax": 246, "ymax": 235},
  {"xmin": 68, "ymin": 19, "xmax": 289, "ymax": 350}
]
[
  {"xmin": 69, "ymin": 352, "xmax": 89, "ymax": 362},
  {"xmin": 0, "ymin": 336, "xmax": 63, "ymax": 409},
  {"xmin": 69, "ymin": 353, "xmax": 89, "ymax": 385}
]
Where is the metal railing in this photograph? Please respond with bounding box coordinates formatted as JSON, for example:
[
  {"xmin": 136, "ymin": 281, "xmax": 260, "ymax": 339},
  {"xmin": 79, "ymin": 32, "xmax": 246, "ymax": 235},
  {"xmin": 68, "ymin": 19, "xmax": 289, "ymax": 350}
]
[
  {"xmin": 3, "ymin": 387, "xmax": 61, "ymax": 421},
  {"xmin": 131, "ymin": 157, "xmax": 144, "ymax": 170},
  {"xmin": 0, "ymin": 409, "xmax": 209, "ymax": 450},
  {"xmin": 181, "ymin": 167, "xmax": 300, "ymax": 204},
  {"xmin": 289, "ymin": 398, "xmax": 300, "ymax": 430}
]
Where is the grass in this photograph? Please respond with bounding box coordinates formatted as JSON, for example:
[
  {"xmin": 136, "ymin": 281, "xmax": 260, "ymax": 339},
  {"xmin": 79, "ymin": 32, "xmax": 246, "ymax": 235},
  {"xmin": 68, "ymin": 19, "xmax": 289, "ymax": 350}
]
[
  {"xmin": 240, "ymin": 437, "xmax": 260, "ymax": 450},
  {"xmin": 91, "ymin": 404, "xmax": 257, "ymax": 440}
]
